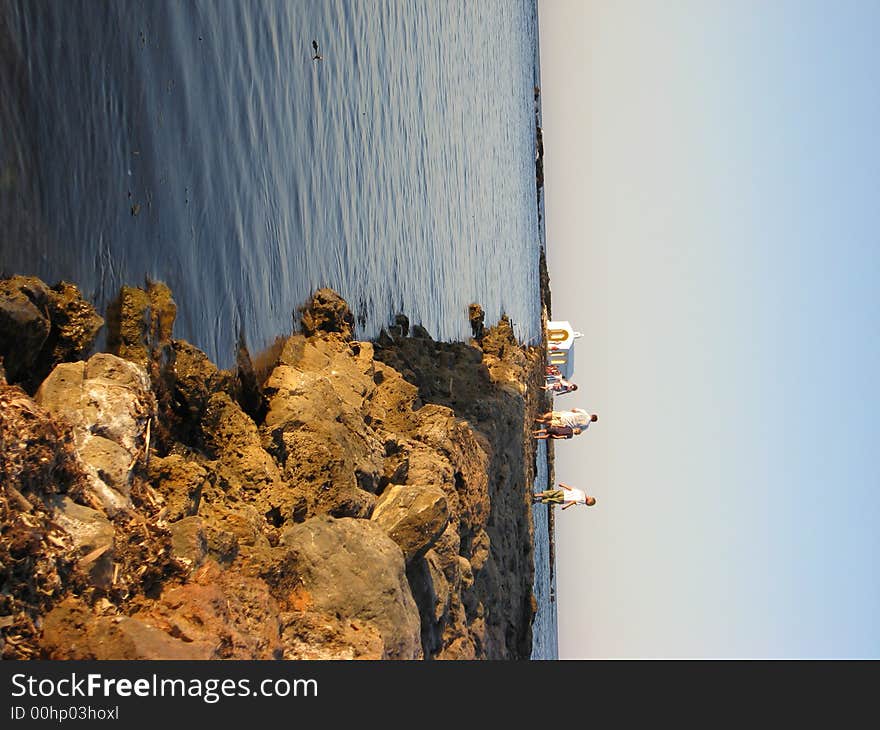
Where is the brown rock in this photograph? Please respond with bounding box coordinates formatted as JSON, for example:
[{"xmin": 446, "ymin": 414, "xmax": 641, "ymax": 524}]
[
  {"xmin": 148, "ymin": 454, "xmax": 206, "ymax": 521},
  {"xmin": 281, "ymin": 611, "xmax": 385, "ymax": 660},
  {"xmin": 261, "ymin": 342, "xmax": 384, "ymax": 520},
  {"xmin": 35, "ymin": 353, "xmax": 155, "ymax": 513},
  {"xmin": 168, "ymin": 516, "xmax": 208, "ymax": 570},
  {"xmin": 298, "ymin": 288, "xmax": 355, "ymax": 340},
  {"xmin": 140, "ymin": 562, "xmax": 282, "ymax": 659},
  {"xmin": 49, "ymin": 495, "xmax": 114, "ymax": 588},
  {"xmin": 37, "ymin": 354, "xmax": 154, "ymax": 455},
  {"xmin": 371, "ymin": 484, "xmax": 449, "ymax": 563},
  {"xmin": 468, "ymin": 303, "xmax": 485, "ymax": 340},
  {"xmin": 41, "ymin": 598, "xmax": 215, "ymax": 660},
  {"xmin": 0, "ymin": 276, "xmax": 51, "ymax": 386},
  {"xmin": 278, "ymin": 515, "xmax": 422, "ymax": 659},
  {"xmin": 45, "ymin": 281, "xmax": 104, "ymax": 365},
  {"xmin": 105, "ymin": 282, "xmax": 176, "ymax": 369},
  {"xmin": 169, "ymin": 339, "xmax": 233, "ymax": 440},
  {"xmin": 0, "ymin": 277, "xmax": 102, "ymax": 392}
]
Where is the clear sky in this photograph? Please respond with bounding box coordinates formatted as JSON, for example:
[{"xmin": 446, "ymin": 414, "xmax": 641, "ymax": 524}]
[{"xmin": 537, "ymin": 0, "xmax": 880, "ymax": 658}]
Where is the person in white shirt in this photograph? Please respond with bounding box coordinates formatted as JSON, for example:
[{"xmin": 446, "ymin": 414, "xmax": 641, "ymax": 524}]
[
  {"xmin": 534, "ymin": 408, "xmax": 598, "ymax": 431},
  {"xmin": 531, "ymin": 483, "xmax": 596, "ymax": 510}
]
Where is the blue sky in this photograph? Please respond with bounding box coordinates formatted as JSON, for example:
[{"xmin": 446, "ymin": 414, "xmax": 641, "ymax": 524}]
[{"xmin": 538, "ymin": 0, "xmax": 880, "ymax": 658}]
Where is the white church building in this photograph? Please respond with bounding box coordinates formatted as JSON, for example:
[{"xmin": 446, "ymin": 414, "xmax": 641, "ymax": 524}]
[{"xmin": 546, "ymin": 320, "xmax": 583, "ymax": 379}]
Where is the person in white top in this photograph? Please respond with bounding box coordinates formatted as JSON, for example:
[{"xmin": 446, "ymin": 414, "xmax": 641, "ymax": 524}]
[
  {"xmin": 534, "ymin": 408, "xmax": 598, "ymax": 432},
  {"xmin": 541, "ymin": 379, "xmax": 578, "ymax": 396},
  {"xmin": 531, "ymin": 483, "xmax": 596, "ymax": 510}
]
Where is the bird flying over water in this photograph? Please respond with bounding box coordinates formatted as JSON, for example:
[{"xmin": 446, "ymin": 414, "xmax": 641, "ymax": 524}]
[{"xmin": 311, "ymin": 39, "xmax": 322, "ymax": 61}]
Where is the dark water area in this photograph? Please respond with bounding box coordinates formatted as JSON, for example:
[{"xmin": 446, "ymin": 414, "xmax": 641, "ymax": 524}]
[
  {"xmin": 0, "ymin": 0, "xmax": 555, "ymax": 658},
  {"xmin": 0, "ymin": 0, "xmax": 542, "ymax": 362}
]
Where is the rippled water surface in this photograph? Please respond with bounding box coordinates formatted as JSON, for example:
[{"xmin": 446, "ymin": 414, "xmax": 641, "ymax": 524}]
[{"xmin": 0, "ymin": 0, "xmax": 554, "ymax": 658}]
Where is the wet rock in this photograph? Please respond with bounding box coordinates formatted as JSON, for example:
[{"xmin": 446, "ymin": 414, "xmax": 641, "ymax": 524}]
[
  {"xmin": 298, "ymin": 288, "xmax": 354, "ymax": 340},
  {"xmin": 105, "ymin": 281, "xmax": 176, "ymax": 370},
  {"xmin": 0, "ymin": 276, "xmax": 50, "ymax": 385},
  {"xmin": 394, "ymin": 313, "xmax": 410, "ymax": 337},
  {"xmin": 45, "ymin": 281, "xmax": 104, "ymax": 365},
  {"xmin": 468, "ymin": 303, "xmax": 485, "ymax": 340},
  {"xmin": 371, "ymin": 484, "xmax": 449, "ymax": 563},
  {"xmin": 104, "ymin": 287, "xmax": 149, "ymax": 368},
  {"xmin": 233, "ymin": 334, "xmax": 264, "ymax": 420},
  {"xmin": 278, "ymin": 515, "xmax": 422, "ymax": 659},
  {"xmin": 0, "ymin": 277, "xmax": 102, "ymax": 393}
]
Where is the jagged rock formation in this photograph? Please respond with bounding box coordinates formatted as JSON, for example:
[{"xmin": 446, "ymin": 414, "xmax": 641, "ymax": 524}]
[{"xmin": 0, "ymin": 280, "xmax": 545, "ymax": 660}]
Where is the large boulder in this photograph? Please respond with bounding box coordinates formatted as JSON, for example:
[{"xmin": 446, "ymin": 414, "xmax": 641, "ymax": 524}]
[
  {"xmin": 371, "ymin": 484, "xmax": 449, "ymax": 563},
  {"xmin": 278, "ymin": 516, "xmax": 422, "ymax": 659},
  {"xmin": 35, "ymin": 353, "xmax": 156, "ymax": 512}
]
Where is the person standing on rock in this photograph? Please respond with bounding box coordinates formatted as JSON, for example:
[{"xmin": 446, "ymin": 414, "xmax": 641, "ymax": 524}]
[
  {"xmin": 532, "ymin": 484, "xmax": 596, "ymax": 510},
  {"xmin": 534, "ymin": 408, "xmax": 598, "ymax": 432},
  {"xmin": 532, "ymin": 424, "xmax": 579, "ymax": 440}
]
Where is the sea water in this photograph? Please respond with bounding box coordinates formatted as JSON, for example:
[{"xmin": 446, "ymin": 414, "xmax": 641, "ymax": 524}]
[{"xmin": 0, "ymin": 0, "xmax": 556, "ymax": 658}]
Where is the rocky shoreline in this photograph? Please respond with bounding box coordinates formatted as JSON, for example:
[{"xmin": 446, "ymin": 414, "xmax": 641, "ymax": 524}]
[{"xmin": 0, "ymin": 276, "xmax": 550, "ymax": 659}]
